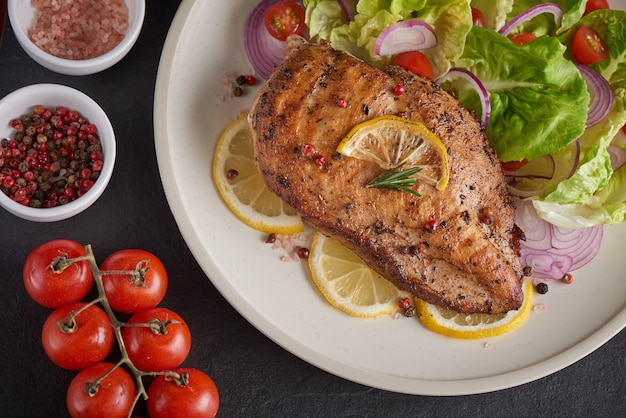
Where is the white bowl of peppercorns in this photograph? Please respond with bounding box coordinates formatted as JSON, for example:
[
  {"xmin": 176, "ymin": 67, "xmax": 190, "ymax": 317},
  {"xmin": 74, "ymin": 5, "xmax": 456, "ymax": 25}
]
[{"xmin": 0, "ymin": 83, "xmax": 116, "ymax": 222}]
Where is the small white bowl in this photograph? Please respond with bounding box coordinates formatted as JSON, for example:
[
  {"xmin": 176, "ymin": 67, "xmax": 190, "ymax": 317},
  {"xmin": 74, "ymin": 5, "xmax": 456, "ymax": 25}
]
[
  {"xmin": 8, "ymin": 0, "xmax": 145, "ymax": 76},
  {"xmin": 0, "ymin": 84, "xmax": 116, "ymax": 222}
]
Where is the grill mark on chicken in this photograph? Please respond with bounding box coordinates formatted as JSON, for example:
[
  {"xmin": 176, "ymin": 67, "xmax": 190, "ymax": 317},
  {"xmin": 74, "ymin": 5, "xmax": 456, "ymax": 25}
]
[{"xmin": 249, "ymin": 36, "xmax": 524, "ymax": 314}]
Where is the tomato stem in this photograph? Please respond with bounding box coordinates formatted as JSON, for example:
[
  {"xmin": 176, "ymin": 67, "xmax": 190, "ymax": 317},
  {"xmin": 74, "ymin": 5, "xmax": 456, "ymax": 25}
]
[{"xmin": 78, "ymin": 244, "xmax": 186, "ymax": 417}]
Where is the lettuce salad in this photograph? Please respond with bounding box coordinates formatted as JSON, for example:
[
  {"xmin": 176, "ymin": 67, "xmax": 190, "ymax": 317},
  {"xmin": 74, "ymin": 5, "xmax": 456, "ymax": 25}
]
[{"xmin": 303, "ymin": 0, "xmax": 626, "ymax": 228}]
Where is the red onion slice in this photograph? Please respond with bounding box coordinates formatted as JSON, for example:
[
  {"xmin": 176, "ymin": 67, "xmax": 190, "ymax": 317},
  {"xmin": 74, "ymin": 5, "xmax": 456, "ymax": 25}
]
[
  {"xmin": 244, "ymin": 0, "xmax": 289, "ymax": 80},
  {"xmin": 576, "ymin": 64, "xmax": 613, "ymax": 128},
  {"xmin": 375, "ymin": 20, "xmax": 437, "ymax": 56},
  {"xmin": 338, "ymin": 0, "xmax": 357, "ymax": 21},
  {"xmin": 437, "ymin": 68, "xmax": 490, "ymax": 128},
  {"xmin": 499, "ymin": 3, "xmax": 563, "ymax": 37},
  {"xmin": 608, "ymin": 144, "xmax": 626, "ymax": 171},
  {"xmin": 516, "ymin": 200, "xmax": 603, "ymax": 279}
]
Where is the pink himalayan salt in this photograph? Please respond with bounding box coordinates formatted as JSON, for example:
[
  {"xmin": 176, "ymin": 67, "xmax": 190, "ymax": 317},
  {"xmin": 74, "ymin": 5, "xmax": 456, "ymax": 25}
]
[{"xmin": 28, "ymin": 0, "xmax": 129, "ymax": 60}]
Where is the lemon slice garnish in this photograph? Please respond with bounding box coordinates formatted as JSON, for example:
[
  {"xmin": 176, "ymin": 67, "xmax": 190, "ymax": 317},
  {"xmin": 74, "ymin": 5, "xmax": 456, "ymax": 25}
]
[
  {"xmin": 212, "ymin": 115, "xmax": 304, "ymax": 234},
  {"xmin": 336, "ymin": 115, "xmax": 449, "ymax": 190},
  {"xmin": 414, "ymin": 280, "xmax": 534, "ymax": 339},
  {"xmin": 308, "ymin": 232, "xmax": 410, "ymax": 318}
]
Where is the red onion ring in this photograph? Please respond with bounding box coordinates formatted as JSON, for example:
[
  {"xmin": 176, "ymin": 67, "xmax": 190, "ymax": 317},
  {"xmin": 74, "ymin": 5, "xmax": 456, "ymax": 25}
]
[
  {"xmin": 498, "ymin": 3, "xmax": 563, "ymax": 37},
  {"xmin": 516, "ymin": 200, "xmax": 603, "ymax": 279},
  {"xmin": 338, "ymin": 0, "xmax": 357, "ymax": 21},
  {"xmin": 608, "ymin": 144, "xmax": 626, "ymax": 171},
  {"xmin": 576, "ymin": 64, "xmax": 613, "ymax": 128},
  {"xmin": 244, "ymin": 0, "xmax": 291, "ymax": 80},
  {"xmin": 437, "ymin": 68, "xmax": 490, "ymax": 128},
  {"xmin": 375, "ymin": 20, "xmax": 437, "ymax": 56}
]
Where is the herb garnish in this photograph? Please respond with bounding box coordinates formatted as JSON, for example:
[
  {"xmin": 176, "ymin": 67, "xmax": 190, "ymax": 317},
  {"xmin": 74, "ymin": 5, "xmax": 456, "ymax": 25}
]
[{"xmin": 366, "ymin": 162, "xmax": 422, "ymax": 197}]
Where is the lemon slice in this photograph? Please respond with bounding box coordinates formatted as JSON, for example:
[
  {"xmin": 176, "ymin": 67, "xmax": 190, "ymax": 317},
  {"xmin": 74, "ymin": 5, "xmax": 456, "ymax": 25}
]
[
  {"xmin": 212, "ymin": 115, "xmax": 304, "ymax": 234},
  {"xmin": 336, "ymin": 115, "xmax": 449, "ymax": 190},
  {"xmin": 414, "ymin": 280, "xmax": 534, "ymax": 339},
  {"xmin": 308, "ymin": 232, "xmax": 410, "ymax": 318}
]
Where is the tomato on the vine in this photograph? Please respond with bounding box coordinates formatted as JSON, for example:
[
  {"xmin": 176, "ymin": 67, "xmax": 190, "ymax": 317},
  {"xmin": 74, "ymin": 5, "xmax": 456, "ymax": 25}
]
[
  {"xmin": 66, "ymin": 362, "xmax": 136, "ymax": 418},
  {"xmin": 100, "ymin": 249, "xmax": 168, "ymax": 314},
  {"xmin": 42, "ymin": 302, "xmax": 114, "ymax": 370},
  {"xmin": 509, "ymin": 33, "xmax": 537, "ymax": 46},
  {"xmin": 122, "ymin": 308, "xmax": 191, "ymax": 372},
  {"xmin": 147, "ymin": 368, "xmax": 219, "ymax": 418},
  {"xmin": 584, "ymin": 0, "xmax": 609, "ymax": 16},
  {"xmin": 572, "ymin": 25, "xmax": 609, "ymax": 65},
  {"xmin": 23, "ymin": 239, "xmax": 94, "ymax": 308},
  {"xmin": 392, "ymin": 51, "xmax": 434, "ymax": 79},
  {"xmin": 264, "ymin": 1, "xmax": 306, "ymax": 41},
  {"xmin": 471, "ymin": 7, "xmax": 486, "ymax": 27}
]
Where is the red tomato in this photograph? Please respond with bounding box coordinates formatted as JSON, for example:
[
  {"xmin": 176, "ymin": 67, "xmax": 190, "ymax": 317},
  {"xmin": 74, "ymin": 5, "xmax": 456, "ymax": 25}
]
[
  {"xmin": 392, "ymin": 51, "xmax": 434, "ymax": 79},
  {"xmin": 42, "ymin": 302, "xmax": 114, "ymax": 370},
  {"xmin": 100, "ymin": 249, "xmax": 168, "ymax": 314},
  {"xmin": 472, "ymin": 7, "xmax": 486, "ymax": 27},
  {"xmin": 572, "ymin": 25, "xmax": 609, "ymax": 65},
  {"xmin": 509, "ymin": 33, "xmax": 537, "ymax": 46},
  {"xmin": 147, "ymin": 368, "xmax": 219, "ymax": 418},
  {"xmin": 66, "ymin": 362, "xmax": 136, "ymax": 418},
  {"xmin": 122, "ymin": 308, "xmax": 191, "ymax": 372},
  {"xmin": 264, "ymin": 1, "xmax": 306, "ymax": 41},
  {"xmin": 501, "ymin": 159, "xmax": 529, "ymax": 171},
  {"xmin": 584, "ymin": 0, "xmax": 609, "ymax": 16},
  {"xmin": 23, "ymin": 239, "xmax": 94, "ymax": 308}
]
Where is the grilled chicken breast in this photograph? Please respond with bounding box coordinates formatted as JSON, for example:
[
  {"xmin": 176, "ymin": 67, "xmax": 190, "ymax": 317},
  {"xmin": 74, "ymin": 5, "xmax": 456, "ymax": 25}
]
[{"xmin": 249, "ymin": 36, "xmax": 524, "ymax": 314}]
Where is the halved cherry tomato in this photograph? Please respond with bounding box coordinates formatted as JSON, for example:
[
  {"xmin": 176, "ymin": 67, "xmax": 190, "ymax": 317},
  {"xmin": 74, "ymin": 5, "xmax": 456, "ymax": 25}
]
[
  {"xmin": 509, "ymin": 33, "xmax": 537, "ymax": 46},
  {"xmin": 472, "ymin": 7, "xmax": 486, "ymax": 27},
  {"xmin": 264, "ymin": 1, "xmax": 306, "ymax": 41},
  {"xmin": 147, "ymin": 368, "xmax": 220, "ymax": 418},
  {"xmin": 42, "ymin": 302, "xmax": 114, "ymax": 370},
  {"xmin": 572, "ymin": 25, "xmax": 609, "ymax": 65},
  {"xmin": 501, "ymin": 159, "xmax": 529, "ymax": 171},
  {"xmin": 66, "ymin": 362, "xmax": 136, "ymax": 418},
  {"xmin": 392, "ymin": 51, "xmax": 434, "ymax": 79},
  {"xmin": 584, "ymin": 0, "xmax": 609, "ymax": 16},
  {"xmin": 23, "ymin": 239, "xmax": 94, "ymax": 308},
  {"xmin": 122, "ymin": 308, "xmax": 191, "ymax": 372},
  {"xmin": 101, "ymin": 249, "xmax": 168, "ymax": 314}
]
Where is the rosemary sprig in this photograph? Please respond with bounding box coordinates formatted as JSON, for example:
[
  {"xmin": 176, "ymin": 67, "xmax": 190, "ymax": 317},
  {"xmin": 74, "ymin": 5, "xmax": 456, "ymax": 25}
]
[{"xmin": 366, "ymin": 162, "xmax": 423, "ymax": 197}]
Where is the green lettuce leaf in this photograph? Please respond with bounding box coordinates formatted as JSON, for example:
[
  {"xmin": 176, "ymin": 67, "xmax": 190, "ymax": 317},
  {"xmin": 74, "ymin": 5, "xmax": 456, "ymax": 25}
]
[
  {"xmin": 304, "ymin": 0, "xmax": 473, "ymax": 77},
  {"xmin": 448, "ymin": 26, "xmax": 589, "ymax": 162},
  {"xmin": 531, "ymin": 9, "xmax": 626, "ymax": 225}
]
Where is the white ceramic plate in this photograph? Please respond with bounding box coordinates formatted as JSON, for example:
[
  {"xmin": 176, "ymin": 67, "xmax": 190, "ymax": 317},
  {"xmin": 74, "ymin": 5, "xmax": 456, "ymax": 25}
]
[{"xmin": 154, "ymin": 0, "xmax": 626, "ymax": 395}]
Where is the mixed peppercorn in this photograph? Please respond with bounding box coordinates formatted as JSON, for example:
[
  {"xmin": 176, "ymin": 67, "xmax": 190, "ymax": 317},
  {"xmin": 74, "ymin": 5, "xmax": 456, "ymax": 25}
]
[{"xmin": 0, "ymin": 105, "xmax": 104, "ymax": 208}]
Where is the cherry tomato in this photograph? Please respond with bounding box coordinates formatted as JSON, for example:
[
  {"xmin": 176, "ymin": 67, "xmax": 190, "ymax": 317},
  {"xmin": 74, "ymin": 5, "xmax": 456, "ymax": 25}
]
[
  {"xmin": 509, "ymin": 33, "xmax": 537, "ymax": 46},
  {"xmin": 147, "ymin": 368, "xmax": 219, "ymax": 418},
  {"xmin": 472, "ymin": 7, "xmax": 486, "ymax": 27},
  {"xmin": 501, "ymin": 159, "xmax": 529, "ymax": 171},
  {"xmin": 122, "ymin": 308, "xmax": 191, "ymax": 372},
  {"xmin": 101, "ymin": 249, "xmax": 168, "ymax": 314},
  {"xmin": 23, "ymin": 239, "xmax": 94, "ymax": 308},
  {"xmin": 42, "ymin": 302, "xmax": 114, "ymax": 370},
  {"xmin": 264, "ymin": 1, "xmax": 306, "ymax": 41},
  {"xmin": 392, "ymin": 51, "xmax": 434, "ymax": 79},
  {"xmin": 584, "ymin": 0, "xmax": 609, "ymax": 16},
  {"xmin": 66, "ymin": 362, "xmax": 136, "ymax": 418},
  {"xmin": 571, "ymin": 25, "xmax": 609, "ymax": 65}
]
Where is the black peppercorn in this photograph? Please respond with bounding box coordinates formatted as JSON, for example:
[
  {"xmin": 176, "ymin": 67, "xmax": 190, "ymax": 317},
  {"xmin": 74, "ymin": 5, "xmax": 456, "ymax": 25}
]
[{"xmin": 535, "ymin": 282, "xmax": 549, "ymax": 294}]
